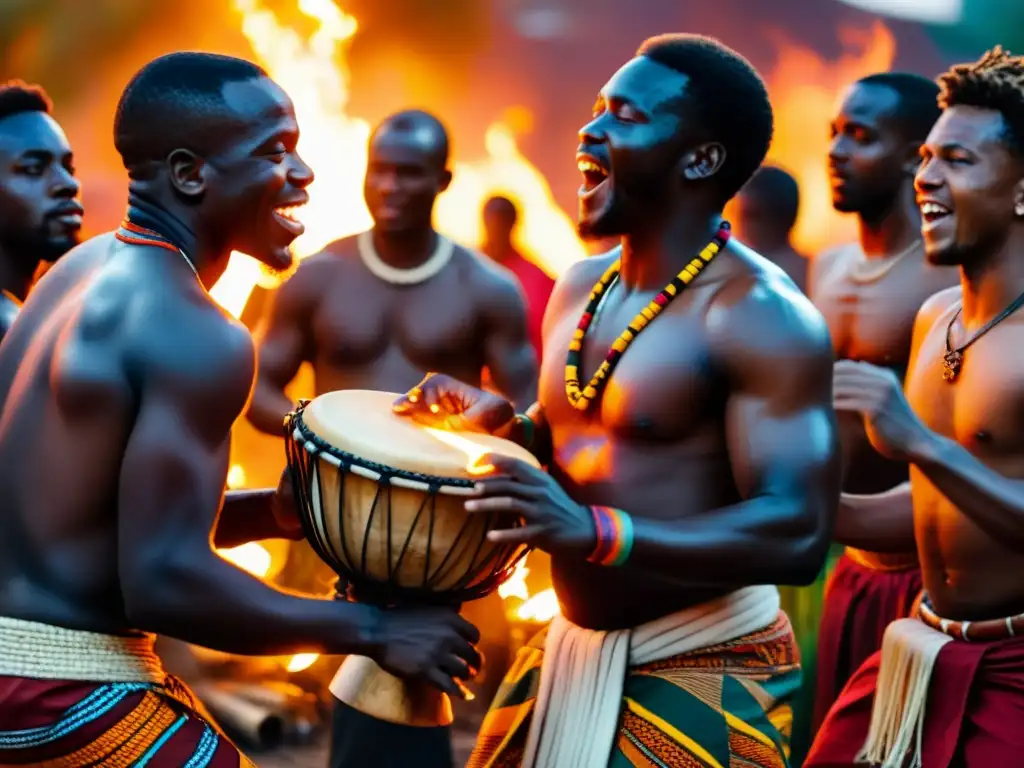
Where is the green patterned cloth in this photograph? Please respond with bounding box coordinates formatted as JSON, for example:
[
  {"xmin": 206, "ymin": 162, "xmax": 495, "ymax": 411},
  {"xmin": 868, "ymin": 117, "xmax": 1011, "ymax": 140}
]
[
  {"xmin": 468, "ymin": 614, "xmax": 802, "ymax": 768},
  {"xmin": 777, "ymin": 544, "xmax": 843, "ymax": 766}
]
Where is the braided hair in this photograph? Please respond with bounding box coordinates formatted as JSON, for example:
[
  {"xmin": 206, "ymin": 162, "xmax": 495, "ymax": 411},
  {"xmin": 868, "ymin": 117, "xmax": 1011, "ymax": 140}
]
[{"xmin": 938, "ymin": 46, "xmax": 1024, "ymax": 154}]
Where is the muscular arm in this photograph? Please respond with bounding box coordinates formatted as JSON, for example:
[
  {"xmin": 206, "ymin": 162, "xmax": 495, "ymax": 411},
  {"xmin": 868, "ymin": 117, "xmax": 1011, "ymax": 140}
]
[
  {"xmin": 247, "ymin": 264, "xmax": 316, "ymax": 435},
  {"xmin": 834, "ymin": 482, "xmax": 915, "ymax": 552},
  {"xmin": 886, "ymin": 286, "xmax": 1024, "ymax": 546},
  {"xmin": 626, "ymin": 285, "xmax": 841, "ymax": 585},
  {"xmin": 907, "ymin": 435, "xmax": 1024, "ymax": 550},
  {"xmin": 213, "ymin": 486, "xmax": 303, "ymax": 549},
  {"xmin": 481, "ymin": 273, "xmax": 537, "ymax": 410},
  {"xmin": 119, "ymin": 326, "xmax": 377, "ymax": 656},
  {"xmin": 831, "ymin": 291, "xmax": 956, "ymax": 553}
]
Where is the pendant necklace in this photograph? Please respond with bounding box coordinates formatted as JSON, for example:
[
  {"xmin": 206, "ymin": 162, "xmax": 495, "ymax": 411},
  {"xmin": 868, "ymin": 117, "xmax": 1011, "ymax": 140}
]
[{"xmin": 943, "ymin": 289, "xmax": 1024, "ymax": 382}]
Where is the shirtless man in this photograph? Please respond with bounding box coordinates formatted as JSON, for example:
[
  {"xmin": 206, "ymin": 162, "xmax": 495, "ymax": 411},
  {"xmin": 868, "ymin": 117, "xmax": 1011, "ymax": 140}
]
[
  {"xmin": 809, "ymin": 72, "xmax": 959, "ymax": 732},
  {"xmin": 247, "ymin": 109, "xmax": 535, "ymax": 432},
  {"xmin": 247, "ymin": 109, "xmax": 535, "ymax": 767},
  {"xmin": 807, "ymin": 47, "xmax": 1024, "ymax": 767},
  {"xmin": 0, "ymin": 81, "xmax": 82, "ymax": 340},
  {"xmin": 0, "ymin": 53, "xmax": 478, "ymax": 767},
  {"xmin": 732, "ymin": 165, "xmax": 807, "ymax": 292},
  {"xmin": 395, "ymin": 34, "xmax": 841, "ymax": 767}
]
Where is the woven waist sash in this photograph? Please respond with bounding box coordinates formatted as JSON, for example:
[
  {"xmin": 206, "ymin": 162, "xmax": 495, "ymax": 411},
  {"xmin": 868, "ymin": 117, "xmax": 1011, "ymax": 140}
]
[{"xmin": 0, "ymin": 616, "xmax": 165, "ymax": 684}]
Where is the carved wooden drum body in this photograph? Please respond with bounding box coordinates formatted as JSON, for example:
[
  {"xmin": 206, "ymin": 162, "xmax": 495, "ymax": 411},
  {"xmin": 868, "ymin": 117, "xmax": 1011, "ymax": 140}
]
[
  {"xmin": 283, "ymin": 390, "xmax": 537, "ymax": 726},
  {"xmin": 285, "ymin": 389, "xmax": 536, "ymax": 605}
]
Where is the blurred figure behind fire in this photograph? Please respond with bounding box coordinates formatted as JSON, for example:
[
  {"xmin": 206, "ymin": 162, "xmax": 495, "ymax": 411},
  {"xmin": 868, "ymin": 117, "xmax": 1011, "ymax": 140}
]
[
  {"xmin": 732, "ymin": 165, "xmax": 806, "ymax": 293},
  {"xmin": 0, "ymin": 80, "xmax": 82, "ymax": 341},
  {"xmin": 481, "ymin": 195, "xmax": 554, "ymax": 359}
]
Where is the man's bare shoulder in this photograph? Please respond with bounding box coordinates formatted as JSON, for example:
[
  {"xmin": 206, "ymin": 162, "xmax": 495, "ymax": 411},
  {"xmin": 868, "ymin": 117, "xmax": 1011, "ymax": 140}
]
[
  {"xmin": 287, "ymin": 236, "xmax": 360, "ymax": 281},
  {"xmin": 915, "ymin": 284, "xmax": 962, "ymax": 333},
  {"xmin": 113, "ymin": 259, "xmax": 254, "ymax": 390},
  {"xmin": 807, "ymin": 241, "xmax": 857, "ymax": 293},
  {"xmin": 814, "ymin": 242, "xmax": 857, "ymax": 267},
  {"xmin": 454, "ymin": 244, "xmax": 515, "ymax": 286},
  {"xmin": 303, "ymin": 235, "xmax": 360, "ymax": 264},
  {"xmin": 709, "ymin": 244, "xmax": 833, "ymax": 369},
  {"xmin": 452, "ymin": 246, "xmax": 530, "ymax": 321},
  {"xmin": 266, "ymin": 237, "xmax": 360, "ymax": 313},
  {"xmin": 549, "ymin": 247, "xmax": 619, "ymax": 307}
]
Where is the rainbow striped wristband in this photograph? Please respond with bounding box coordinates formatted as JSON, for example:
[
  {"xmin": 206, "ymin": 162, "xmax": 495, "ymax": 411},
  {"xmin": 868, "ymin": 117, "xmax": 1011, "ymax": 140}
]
[{"xmin": 586, "ymin": 505, "xmax": 634, "ymax": 567}]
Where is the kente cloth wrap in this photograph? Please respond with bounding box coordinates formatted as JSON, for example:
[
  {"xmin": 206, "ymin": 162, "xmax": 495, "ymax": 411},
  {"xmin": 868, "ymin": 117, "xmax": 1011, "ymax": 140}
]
[
  {"xmin": 0, "ymin": 616, "xmax": 254, "ymax": 767},
  {"xmin": 812, "ymin": 548, "xmax": 921, "ymax": 735},
  {"xmin": 468, "ymin": 586, "xmax": 801, "ymax": 768},
  {"xmin": 806, "ymin": 604, "xmax": 1024, "ymax": 768}
]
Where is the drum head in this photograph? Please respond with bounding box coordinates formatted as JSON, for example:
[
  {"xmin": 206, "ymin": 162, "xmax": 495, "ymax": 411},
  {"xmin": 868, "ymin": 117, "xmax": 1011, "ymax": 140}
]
[{"xmin": 300, "ymin": 390, "xmax": 540, "ymax": 481}]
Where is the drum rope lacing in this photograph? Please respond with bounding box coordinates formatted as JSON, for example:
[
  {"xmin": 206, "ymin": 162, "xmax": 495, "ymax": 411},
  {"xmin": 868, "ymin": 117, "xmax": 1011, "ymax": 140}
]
[{"xmin": 284, "ymin": 401, "xmax": 527, "ymax": 606}]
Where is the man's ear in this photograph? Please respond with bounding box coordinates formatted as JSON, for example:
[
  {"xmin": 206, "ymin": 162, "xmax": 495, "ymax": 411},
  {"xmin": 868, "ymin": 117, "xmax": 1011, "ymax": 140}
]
[
  {"xmin": 167, "ymin": 148, "xmax": 207, "ymax": 199},
  {"xmin": 681, "ymin": 142, "xmax": 726, "ymax": 181}
]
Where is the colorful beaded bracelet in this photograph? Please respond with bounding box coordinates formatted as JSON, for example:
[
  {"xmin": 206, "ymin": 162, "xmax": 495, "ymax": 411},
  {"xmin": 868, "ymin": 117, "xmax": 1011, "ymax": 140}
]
[{"xmin": 586, "ymin": 505, "xmax": 634, "ymax": 567}]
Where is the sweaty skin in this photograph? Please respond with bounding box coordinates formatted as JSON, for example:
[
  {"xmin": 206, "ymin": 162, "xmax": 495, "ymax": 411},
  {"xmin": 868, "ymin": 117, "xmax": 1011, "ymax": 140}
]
[
  {"xmin": 0, "ymin": 75, "xmax": 479, "ymax": 697},
  {"xmin": 534, "ymin": 243, "xmax": 838, "ymax": 629},
  {"xmin": 904, "ymin": 289, "xmax": 1024, "ymax": 620},
  {"xmin": 813, "ymin": 81, "xmax": 958, "ymax": 499},
  {"xmin": 397, "ymin": 54, "xmax": 840, "ymax": 631},
  {"xmin": 247, "ymin": 116, "xmax": 536, "ymax": 435},
  {"xmin": 906, "ymin": 105, "xmax": 1024, "ymax": 621},
  {"xmin": 249, "ymin": 239, "xmax": 534, "ymax": 423}
]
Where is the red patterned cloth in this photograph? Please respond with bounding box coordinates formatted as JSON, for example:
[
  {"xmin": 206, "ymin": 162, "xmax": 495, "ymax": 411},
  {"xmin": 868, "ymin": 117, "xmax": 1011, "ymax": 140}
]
[
  {"xmin": 0, "ymin": 675, "xmax": 254, "ymax": 767},
  {"xmin": 812, "ymin": 550, "xmax": 921, "ymax": 733},
  {"xmin": 806, "ymin": 626, "xmax": 1024, "ymax": 767}
]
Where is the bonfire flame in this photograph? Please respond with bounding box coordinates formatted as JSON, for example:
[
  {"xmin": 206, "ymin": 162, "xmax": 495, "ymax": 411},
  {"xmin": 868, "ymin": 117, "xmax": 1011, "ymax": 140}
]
[
  {"xmin": 210, "ymin": 0, "xmax": 585, "ymax": 319},
  {"xmin": 214, "ymin": 1, "xmax": 897, "ymax": 637},
  {"xmin": 499, "ymin": 558, "xmax": 560, "ymax": 623}
]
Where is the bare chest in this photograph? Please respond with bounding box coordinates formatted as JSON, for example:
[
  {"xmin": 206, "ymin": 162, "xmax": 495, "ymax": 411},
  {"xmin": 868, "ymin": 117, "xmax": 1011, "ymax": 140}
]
[
  {"xmin": 539, "ymin": 286, "xmax": 721, "ymax": 445},
  {"xmin": 814, "ymin": 259, "xmax": 951, "ymax": 366},
  {"xmin": 310, "ymin": 267, "xmax": 482, "ymax": 370},
  {"xmin": 907, "ymin": 318, "xmax": 1024, "ymax": 457}
]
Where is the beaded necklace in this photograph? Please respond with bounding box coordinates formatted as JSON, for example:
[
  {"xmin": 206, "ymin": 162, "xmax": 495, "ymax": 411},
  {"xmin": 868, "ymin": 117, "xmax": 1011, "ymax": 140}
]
[
  {"xmin": 564, "ymin": 221, "xmax": 731, "ymax": 412},
  {"xmin": 116, "ymin": 219, "xmax": 201, "ymax": 283}
]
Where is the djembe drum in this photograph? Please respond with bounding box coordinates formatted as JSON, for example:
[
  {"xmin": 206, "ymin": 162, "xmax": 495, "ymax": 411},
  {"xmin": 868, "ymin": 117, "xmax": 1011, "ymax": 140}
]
[{"xmin": 283, "ymin": 389, "xmax": 537, "ymax": 727}]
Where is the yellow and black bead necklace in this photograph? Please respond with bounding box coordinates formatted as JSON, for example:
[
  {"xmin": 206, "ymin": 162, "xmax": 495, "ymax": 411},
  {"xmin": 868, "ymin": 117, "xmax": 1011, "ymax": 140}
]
[{"xmin": 564, "ymin": 221, "xmax": 731, "ymax": 411}]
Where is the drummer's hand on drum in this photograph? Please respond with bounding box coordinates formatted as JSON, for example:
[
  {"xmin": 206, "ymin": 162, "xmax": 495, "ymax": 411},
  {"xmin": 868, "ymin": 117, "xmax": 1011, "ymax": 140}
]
[
  {"xmin": 374, "ymin": 607, "xmax": 482, "ymax": 698},
  {"xmin": 393, "ymin": 372, "xmax": 514, "ymax": 435},
  {"xmin": 465, "ymin": 454, "xmax": 597, "ymax": 557}
]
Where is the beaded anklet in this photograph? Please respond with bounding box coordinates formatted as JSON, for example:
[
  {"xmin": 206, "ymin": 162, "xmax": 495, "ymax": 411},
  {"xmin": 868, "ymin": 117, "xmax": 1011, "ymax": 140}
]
[
  {"xmin": 565, "ymin": 221, "xmax": 731, "ymax": 412},
  {"xmin": 586, "ymin": 505, "xmax": 634, "ymax": 567}
]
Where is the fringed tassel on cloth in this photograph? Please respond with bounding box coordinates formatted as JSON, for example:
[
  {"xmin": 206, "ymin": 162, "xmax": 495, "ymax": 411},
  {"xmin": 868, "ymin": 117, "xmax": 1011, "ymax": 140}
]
[{"xmin": 856, "ymin": 618, "xmax": 953, "ymax": 768}]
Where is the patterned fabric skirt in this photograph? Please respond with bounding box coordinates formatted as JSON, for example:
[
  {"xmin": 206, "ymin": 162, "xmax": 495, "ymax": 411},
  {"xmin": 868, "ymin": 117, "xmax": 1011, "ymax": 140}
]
[
  {"xmin": 811, "ymin": 549, "xmax": 922, "ymax": 735},
  {"xmin": 0, "ymin": 675, "xmax": 255, "ymax": 767},
  {"xmin": 467, "ymin": 614, "xmax": 802, "ymax": 768}
]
